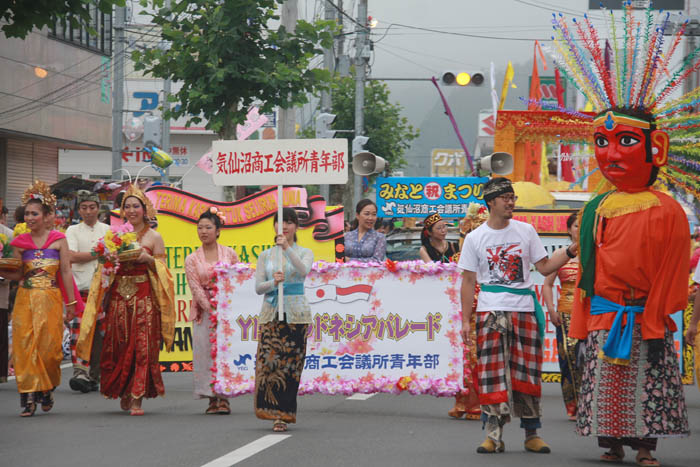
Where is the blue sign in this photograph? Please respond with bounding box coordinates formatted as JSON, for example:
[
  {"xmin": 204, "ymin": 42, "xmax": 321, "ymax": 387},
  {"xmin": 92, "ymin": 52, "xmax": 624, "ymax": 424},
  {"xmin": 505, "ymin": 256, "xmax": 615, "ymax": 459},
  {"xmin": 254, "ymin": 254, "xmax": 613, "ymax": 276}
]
[{"xmin": 376, "ymin": 177, "xmax": 487, "ymax": 218}]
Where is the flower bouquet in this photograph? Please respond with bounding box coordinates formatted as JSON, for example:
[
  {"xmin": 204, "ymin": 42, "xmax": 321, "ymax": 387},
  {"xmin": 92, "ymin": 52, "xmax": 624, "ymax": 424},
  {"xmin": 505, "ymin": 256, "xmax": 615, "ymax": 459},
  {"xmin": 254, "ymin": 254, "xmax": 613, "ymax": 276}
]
[
  {"xmin": 0, "ymin": 233, "xmax": 20, "ymax": 270},
  {"xmin": 92, "ymin": 224, "xmax": 140, "ymax": 282}
]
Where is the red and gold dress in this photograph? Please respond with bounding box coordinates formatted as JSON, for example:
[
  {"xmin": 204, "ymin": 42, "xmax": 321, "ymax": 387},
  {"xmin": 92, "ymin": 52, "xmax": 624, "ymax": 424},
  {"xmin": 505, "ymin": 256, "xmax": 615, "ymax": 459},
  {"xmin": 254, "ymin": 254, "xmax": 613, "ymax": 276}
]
[
  {"xmin": 76, "ymin": 247, "xmax": 175, "ymax": 401},
  {"xmin": 555, "ymin": 260, "xmax": 581, "ymax": 418}
]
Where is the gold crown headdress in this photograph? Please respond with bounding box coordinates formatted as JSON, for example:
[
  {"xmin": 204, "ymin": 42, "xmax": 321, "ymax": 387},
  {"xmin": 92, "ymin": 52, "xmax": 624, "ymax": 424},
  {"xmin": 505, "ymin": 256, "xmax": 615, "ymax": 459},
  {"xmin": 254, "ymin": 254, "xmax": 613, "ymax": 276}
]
[
  {"xmin": 120, "ymin": 184, "xmax": 157, "ymax": 220},
  {"xmin": 22, "ymin": 180, "xmax": 56, "ymax": 210}
]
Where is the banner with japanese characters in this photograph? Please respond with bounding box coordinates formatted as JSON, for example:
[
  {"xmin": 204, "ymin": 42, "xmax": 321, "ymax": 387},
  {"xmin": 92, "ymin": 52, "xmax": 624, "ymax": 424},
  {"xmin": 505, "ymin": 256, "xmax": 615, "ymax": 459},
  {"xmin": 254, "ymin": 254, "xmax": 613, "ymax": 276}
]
[
  {"xmin": 376, "ymin": 177, "xmax": 488, "ymax": 218},
  {"xmin": 212, "ymin": 138, "xmax": 348, "ymax": 186},
  {"xmin": 211, "ymin": 262, "xmax": 467, "ymax": 397},
  {"xmin": 111, "ymin": 186, "xmax": 344, "ymax": 372}
]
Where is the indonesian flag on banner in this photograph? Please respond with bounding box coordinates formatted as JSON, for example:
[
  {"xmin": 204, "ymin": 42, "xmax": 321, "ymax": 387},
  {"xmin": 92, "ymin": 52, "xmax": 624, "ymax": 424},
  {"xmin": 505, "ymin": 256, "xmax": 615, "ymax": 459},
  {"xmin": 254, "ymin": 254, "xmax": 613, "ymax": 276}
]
[{"xmin": 306, "ymin": 284, "xmax": 373, "ymax": 304}]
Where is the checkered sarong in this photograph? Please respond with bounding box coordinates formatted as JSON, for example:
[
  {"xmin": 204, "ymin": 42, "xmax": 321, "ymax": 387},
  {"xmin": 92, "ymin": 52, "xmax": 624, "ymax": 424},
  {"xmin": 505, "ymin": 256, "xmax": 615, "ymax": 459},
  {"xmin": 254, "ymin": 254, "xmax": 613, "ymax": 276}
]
[{"xmin": 476, "ymin": 311, "xmax": 542, "ymax": 405}]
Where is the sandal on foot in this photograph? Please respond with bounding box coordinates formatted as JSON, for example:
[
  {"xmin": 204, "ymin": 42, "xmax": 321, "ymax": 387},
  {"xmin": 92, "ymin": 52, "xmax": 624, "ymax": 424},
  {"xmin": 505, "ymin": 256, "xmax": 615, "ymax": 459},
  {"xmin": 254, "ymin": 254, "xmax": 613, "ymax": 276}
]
[
  {"xmin": 476, "ymin": 438, "xmax": 505, "ymax": 453},
  {"xmin": 130, "ymin": 407, "xmax": 144, "ymax": 416},
  {"xmin": 272, "ymin": 420, "xmax": 287, "ymax": 432},
  {"xmin": 205, "ymin": 398, "xmax": 219, "ymax": 415},
  {"xmin": 465, "ymin": 409, "xmax": 481, "ymax": 420},
  {"xmin": 447, "ymin": 407, "xmax": 466, "ymax": 419},
  {"xmin": 41, "ymin": 391, "xmax": 54, "ymax": 412},
  {"xmin": 120, "ymin": 396, "xmax": 131, "ymax": 412},
  {"xmin": 636, "ymin": 456, "xmax": 660, "ymax": 467},
  {"xmin": 20, "ymin": 401, "xmax": 36, "ymax": 417},
  {"xmin": 217, "ymin": 399, "xmax": 231, "ymax": 415},
  {"xmin": 601, "ymin": 450, "xmax": 624, "ymax": 463}
]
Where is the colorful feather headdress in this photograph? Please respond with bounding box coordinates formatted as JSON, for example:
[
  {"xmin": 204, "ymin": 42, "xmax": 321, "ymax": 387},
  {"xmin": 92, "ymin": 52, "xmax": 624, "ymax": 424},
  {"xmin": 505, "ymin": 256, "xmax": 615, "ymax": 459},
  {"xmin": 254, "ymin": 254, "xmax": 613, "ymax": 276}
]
[
  {"xmin": 549, "ymin": 1, "xmax": 700, "ymax": 206},
  {"xmin": 549, "ymin": 1, "xmax": 700, "ymax": 132}
]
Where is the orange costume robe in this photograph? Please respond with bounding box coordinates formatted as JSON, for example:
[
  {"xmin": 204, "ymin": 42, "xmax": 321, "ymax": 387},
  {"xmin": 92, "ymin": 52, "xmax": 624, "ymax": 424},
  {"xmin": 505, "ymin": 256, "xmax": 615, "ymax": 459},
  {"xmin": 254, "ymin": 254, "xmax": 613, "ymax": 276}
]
[
  {"xmin": 571, "ymin": 191, "xmax": 688, "ymax": 340},
  {"xmin": 571, "ymin": 189, "xmax": 690, "ymax": 441}
]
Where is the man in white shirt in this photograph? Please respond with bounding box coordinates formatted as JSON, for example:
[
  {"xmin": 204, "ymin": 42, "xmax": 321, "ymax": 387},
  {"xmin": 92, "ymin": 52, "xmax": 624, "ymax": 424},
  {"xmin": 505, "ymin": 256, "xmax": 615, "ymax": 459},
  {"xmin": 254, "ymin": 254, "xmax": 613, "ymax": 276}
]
[
  {"xmin": 458, "ymin": 177, "xmax": 576, "ymax": 454},
  {"xmin": 66, "ymin": 191, "xmax": 110, "ymax": 393}
]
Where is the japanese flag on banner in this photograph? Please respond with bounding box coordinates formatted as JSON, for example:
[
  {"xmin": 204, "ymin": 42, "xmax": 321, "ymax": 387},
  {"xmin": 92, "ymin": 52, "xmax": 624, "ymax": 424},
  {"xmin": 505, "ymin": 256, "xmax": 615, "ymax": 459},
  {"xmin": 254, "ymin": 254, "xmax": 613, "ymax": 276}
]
[{"xmin": 306, "ymin": 284, "xmax": 373, "ymax": 304}]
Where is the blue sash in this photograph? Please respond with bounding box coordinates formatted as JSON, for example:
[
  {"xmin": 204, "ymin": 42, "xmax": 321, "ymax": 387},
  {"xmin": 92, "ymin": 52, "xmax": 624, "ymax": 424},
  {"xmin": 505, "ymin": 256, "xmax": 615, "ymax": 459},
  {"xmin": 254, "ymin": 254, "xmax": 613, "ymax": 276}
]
[
  {"xmin": 265, "ymin": 283, "xmax": 305, "ymax": 310},
  {"xmin": 590, "ymin": 295, "xmax": 644, "ymax": 363}
]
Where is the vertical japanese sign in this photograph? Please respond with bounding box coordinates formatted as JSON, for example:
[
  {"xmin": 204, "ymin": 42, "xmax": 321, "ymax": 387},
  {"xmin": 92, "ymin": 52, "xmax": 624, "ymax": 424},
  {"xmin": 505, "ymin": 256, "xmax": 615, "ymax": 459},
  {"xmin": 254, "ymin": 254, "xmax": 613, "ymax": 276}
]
[{"xmin": 375, "ymin": 177, "xmax": 487, "ymax": 218}]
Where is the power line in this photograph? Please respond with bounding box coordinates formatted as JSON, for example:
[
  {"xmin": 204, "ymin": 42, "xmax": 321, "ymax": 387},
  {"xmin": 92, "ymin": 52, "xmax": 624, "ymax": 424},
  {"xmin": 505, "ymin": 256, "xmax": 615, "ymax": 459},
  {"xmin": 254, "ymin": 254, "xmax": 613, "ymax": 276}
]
[
  {"xmin": 0, "ymin": 25, "xmax": 159, "ymax": 123},
  {"xmin": 327, "ymin": 0, "xmax": 368, "ymax": 30},
  {"xmin": 373, "ymin": 43, "xmax": 437, "ymax": 73},
  {"xmin": 374, "ymin": 23, "xmax": 550, "ymax": 42}
]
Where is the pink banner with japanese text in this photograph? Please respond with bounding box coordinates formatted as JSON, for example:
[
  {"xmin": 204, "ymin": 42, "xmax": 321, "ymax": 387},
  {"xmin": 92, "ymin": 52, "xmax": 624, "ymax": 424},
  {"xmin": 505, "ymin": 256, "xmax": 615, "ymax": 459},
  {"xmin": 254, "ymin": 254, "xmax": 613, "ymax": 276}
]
[{"xmin": 211, "ymin": 262, "xmax": 467, "ymax": 397}]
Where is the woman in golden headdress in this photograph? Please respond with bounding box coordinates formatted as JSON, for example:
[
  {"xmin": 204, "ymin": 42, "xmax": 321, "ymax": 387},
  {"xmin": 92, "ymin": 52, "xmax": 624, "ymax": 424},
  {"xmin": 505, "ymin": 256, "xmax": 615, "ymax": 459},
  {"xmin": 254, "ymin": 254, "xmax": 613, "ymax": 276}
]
[
  {"xmin": 0, "ymin": 181, "xmax": 83, "ymax": 416},
  {"xmin": 76, "ymin": 185, "xmax": 174, "ymax": 416}
]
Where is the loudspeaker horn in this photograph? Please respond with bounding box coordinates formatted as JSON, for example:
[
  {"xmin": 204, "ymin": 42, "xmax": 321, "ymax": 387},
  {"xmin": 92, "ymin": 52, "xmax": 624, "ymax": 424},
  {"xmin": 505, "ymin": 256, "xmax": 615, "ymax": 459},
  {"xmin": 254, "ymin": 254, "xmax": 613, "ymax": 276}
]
[
  {"xmin": 479, "ymin": 152, "xmax": 513, "ymax": 175},
  {"xmin": 352, "ymin": 152, "xmax": 387, "ymax": 176}
]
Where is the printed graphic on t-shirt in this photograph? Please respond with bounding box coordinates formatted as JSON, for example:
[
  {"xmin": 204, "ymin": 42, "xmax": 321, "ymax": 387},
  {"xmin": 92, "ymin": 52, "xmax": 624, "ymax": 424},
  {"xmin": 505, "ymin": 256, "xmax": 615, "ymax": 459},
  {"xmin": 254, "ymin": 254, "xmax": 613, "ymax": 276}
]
[{"xmin": 485, "ymin": 243, "xmax": 524, "ymax": 285}]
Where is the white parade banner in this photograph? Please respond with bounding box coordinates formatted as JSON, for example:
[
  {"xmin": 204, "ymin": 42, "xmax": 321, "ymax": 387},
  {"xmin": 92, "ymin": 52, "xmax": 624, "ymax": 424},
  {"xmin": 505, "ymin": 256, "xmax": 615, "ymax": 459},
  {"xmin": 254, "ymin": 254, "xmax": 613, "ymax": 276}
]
[
  {"xmin": 210, "ymin": 262, "xmax": 467, "ymax": 397},
  {"xmin": 212, "ymin": 138, "xmax": 349, "ymax": 186}
]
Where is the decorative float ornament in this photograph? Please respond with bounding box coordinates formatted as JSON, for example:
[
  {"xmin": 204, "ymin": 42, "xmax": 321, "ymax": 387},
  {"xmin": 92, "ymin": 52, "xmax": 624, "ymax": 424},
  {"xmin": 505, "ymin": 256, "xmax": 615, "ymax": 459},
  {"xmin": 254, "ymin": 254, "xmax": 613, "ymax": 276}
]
[{"xmin": 144, "ymin": 146, "xmax": 174, "ymax": 169}]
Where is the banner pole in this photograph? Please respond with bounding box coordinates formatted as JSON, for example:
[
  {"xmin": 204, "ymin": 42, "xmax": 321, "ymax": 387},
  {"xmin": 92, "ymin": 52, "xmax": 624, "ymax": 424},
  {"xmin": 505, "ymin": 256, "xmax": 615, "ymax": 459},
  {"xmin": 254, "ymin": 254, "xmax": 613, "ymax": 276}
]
[{"xmin": 277, "ymin": 185, "xmax": 284, "ymax": 321}]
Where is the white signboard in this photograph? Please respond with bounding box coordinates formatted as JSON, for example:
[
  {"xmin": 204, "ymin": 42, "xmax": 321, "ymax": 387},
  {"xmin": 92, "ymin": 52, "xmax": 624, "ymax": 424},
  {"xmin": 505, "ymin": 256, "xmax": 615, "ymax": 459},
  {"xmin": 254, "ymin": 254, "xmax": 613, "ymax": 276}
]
[{"xmin": 212, "ymin": 138, "xmax": 348, "ymax": 186}]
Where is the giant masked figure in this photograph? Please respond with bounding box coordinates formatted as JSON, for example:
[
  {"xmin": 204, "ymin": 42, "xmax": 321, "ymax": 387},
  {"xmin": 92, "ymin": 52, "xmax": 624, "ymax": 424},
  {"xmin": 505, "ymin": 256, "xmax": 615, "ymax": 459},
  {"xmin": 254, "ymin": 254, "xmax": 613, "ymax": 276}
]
[{"xmin": 551, "ymin": 5, "xmax": 695, "ymax": 466}]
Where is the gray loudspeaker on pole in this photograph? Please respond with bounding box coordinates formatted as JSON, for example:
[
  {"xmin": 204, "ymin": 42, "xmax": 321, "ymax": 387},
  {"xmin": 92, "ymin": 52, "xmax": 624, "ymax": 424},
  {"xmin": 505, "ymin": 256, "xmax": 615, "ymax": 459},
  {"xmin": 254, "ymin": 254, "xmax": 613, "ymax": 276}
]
[{"xmin": 478, "ymin": 152, "xmax": 513, "ymax": 175}]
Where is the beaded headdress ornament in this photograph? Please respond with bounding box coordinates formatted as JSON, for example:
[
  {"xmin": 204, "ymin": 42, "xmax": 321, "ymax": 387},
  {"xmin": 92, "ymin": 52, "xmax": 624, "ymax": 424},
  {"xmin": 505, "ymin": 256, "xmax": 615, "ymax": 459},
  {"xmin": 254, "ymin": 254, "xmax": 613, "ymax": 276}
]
[{"xmin": 22, "ymin": 180, "xmax": 56, "ymax": 210}]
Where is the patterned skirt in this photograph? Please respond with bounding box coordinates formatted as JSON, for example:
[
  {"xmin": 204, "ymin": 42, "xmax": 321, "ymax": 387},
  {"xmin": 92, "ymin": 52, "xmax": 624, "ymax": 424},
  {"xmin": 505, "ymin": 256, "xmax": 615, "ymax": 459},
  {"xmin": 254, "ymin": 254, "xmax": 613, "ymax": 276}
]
[
  {"xmin": 556, "ymin": 312, "xmax": 582, "ymax": 417},
  {"xmin": 254, "ymin": 320, "xmax": 309, "ymax": 424},
  {"xmin": 576, "ymin": 324, "xmax": 689, "ymax": 439},
  {"xmin": 100, "ymin": 270, "xmax": 165, "ymax": 400}
]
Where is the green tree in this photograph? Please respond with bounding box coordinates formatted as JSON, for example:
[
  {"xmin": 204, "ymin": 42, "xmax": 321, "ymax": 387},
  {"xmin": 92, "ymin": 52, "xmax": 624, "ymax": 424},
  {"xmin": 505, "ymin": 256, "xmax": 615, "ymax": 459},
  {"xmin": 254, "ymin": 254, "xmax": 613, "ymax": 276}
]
[
  {"xmin": 132, "ymin": 0, "xmax": 335, "ymax": 139},
  {"xmin": 1, "ymin": 0, "xmax": 125, "ymax": 39},
  {"xmin": 301, "ymin": 76, "xmax": 419, "ymax": 206}
]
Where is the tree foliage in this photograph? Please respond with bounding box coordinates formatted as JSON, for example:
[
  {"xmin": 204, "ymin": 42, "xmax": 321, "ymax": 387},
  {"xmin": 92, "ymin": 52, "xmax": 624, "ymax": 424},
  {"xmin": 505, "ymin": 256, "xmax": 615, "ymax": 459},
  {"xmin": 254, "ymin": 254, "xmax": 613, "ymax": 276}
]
[
  {"xmin": 1, "ymin": 0, "xmax": 125, "ymax": 39},
  {"xmin": 132, "ymin": 0, "xmax": 335, "ymax": 138}
]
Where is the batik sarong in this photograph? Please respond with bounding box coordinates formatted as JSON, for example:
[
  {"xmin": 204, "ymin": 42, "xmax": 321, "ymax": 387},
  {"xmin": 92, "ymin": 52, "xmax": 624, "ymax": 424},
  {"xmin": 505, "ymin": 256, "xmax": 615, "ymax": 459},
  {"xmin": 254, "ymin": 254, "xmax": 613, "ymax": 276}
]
[
  {"xmin": 576, "ymin": 323, "xmax": 689, "ymax": 447},
  {"xmin": 254, "ymin": 319, "xmax": 308, "ymax": 424}
]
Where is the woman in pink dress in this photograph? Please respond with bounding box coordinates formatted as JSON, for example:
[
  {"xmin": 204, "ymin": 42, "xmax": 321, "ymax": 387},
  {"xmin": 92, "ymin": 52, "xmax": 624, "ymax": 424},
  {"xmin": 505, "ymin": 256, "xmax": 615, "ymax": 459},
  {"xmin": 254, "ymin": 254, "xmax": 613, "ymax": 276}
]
[{"xmin": 185, "ymin": 208, "xmax": 238, "ymax": 414}]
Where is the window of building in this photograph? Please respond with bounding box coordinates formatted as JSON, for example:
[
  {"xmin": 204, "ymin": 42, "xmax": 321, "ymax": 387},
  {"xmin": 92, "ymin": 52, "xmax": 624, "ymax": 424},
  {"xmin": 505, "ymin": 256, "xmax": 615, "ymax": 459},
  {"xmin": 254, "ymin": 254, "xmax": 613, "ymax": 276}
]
[{"xmin": 49, "ymin": 3, "xmax": 112, "ymax": 56}]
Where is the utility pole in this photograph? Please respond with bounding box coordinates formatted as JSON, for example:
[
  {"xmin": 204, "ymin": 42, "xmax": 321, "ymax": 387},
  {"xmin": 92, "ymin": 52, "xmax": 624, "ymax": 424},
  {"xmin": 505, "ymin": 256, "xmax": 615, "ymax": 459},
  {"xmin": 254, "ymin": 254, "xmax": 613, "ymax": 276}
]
[
  {"xmin": 319, "ymin": 1, "xmax": 335, "ymax": 202},
  {"xmin": 161, "ymin": 0, "xmax": 171, "ymax": 184},
  {"xmin": 278, "ymin": 1, "xmax": 297, "ymax": 140},
  {"xmin": 111, "ymin": 6, "xmax": 126, "ymax": 179},
  {"xmin": 353, "ymin": 0, "xmax": 369, "ymax": 210}
]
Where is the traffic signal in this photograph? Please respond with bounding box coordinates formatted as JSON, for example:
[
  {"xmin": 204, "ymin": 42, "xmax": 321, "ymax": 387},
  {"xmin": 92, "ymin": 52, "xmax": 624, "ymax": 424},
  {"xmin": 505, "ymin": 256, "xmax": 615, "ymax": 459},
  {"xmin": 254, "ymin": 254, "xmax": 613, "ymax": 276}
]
[
  {"xmin": 315, "ymin": 113, "xmax": 337, "ymax": 138},
  {"xmin": 143, "ymin": 115, "xmax": 162, "ymax": 147},
  {"xmin": 441, "ymin": 71, "xmax": 485, "ymax": 86}
]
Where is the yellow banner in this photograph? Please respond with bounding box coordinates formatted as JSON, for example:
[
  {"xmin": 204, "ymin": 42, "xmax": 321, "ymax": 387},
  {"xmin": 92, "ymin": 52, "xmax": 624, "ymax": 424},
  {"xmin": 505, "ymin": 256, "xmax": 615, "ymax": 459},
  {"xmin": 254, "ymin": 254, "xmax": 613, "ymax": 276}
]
[{"xmin": 150, "ymin": 187, "xmax": 341, "ymax": 370}]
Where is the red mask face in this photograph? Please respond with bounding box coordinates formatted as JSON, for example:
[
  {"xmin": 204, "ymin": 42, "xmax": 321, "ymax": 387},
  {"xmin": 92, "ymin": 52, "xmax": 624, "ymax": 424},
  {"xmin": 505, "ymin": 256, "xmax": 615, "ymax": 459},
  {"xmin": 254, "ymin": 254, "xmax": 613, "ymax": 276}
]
[{"xmin": 593, "ymin": 120, "xmax": 669, "ymax": 193}]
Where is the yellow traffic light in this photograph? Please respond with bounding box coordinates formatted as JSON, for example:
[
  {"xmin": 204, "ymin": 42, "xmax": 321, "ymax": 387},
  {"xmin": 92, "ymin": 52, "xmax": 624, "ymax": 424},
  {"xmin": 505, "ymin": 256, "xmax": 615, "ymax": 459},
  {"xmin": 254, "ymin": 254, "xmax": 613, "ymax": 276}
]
[
  {"xmin": 456, "ymin": 72, "xmax": 471, "ymax": 86},
  {"xmin": 441, "ymin": 71, "xmax": 485, "ymax": 87}
]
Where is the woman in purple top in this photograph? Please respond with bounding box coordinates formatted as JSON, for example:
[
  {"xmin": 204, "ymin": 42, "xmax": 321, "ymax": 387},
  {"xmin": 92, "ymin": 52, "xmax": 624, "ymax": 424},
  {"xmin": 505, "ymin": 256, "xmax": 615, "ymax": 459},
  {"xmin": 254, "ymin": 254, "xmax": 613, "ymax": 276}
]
[{"xmin": 344, "ymin": 199, "xmax": 386, "ymax": 263}]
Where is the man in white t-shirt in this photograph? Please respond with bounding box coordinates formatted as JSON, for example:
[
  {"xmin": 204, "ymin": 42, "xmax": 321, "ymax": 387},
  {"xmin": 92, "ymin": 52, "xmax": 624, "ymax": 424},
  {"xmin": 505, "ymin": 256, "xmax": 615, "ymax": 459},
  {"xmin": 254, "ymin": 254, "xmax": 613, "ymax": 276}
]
[
  {"xmin": 66, "ymin": 191, "xmax": 110, "ymax": 393},
  {"xmin": 457, "ymin": 177, "xmax": 576, "ymax": 454}
]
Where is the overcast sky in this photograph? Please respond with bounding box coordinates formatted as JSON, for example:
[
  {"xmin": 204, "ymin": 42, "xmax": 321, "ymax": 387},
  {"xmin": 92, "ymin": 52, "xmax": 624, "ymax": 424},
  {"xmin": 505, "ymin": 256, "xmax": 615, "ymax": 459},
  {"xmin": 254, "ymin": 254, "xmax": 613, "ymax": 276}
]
[{"xmin": 326, "ymin": 0, "xmax": 695, "ymax": 175}]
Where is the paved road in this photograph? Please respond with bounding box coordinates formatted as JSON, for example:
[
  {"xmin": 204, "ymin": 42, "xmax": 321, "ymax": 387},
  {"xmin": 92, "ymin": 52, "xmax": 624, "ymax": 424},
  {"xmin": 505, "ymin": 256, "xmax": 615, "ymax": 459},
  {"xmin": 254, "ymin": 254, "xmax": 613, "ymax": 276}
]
[{"xmin": 1, "ymin": 366, "xmax": 698, "ymax": 467}]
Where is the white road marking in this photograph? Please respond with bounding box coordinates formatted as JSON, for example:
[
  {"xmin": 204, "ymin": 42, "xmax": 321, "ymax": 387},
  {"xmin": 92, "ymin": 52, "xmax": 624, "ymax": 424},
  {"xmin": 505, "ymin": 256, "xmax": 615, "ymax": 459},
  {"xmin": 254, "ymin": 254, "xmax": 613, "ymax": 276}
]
[
  {"xmin": 7, "ymin": 362, "xmax": 72, "ymax": 382},
  {"xmin": 200, "ymin": 435, "xmax": 291, "ymax": 467},
  {"xmin": 346, "ymin": 393, "xmax": 375, "ymax": 400}
]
